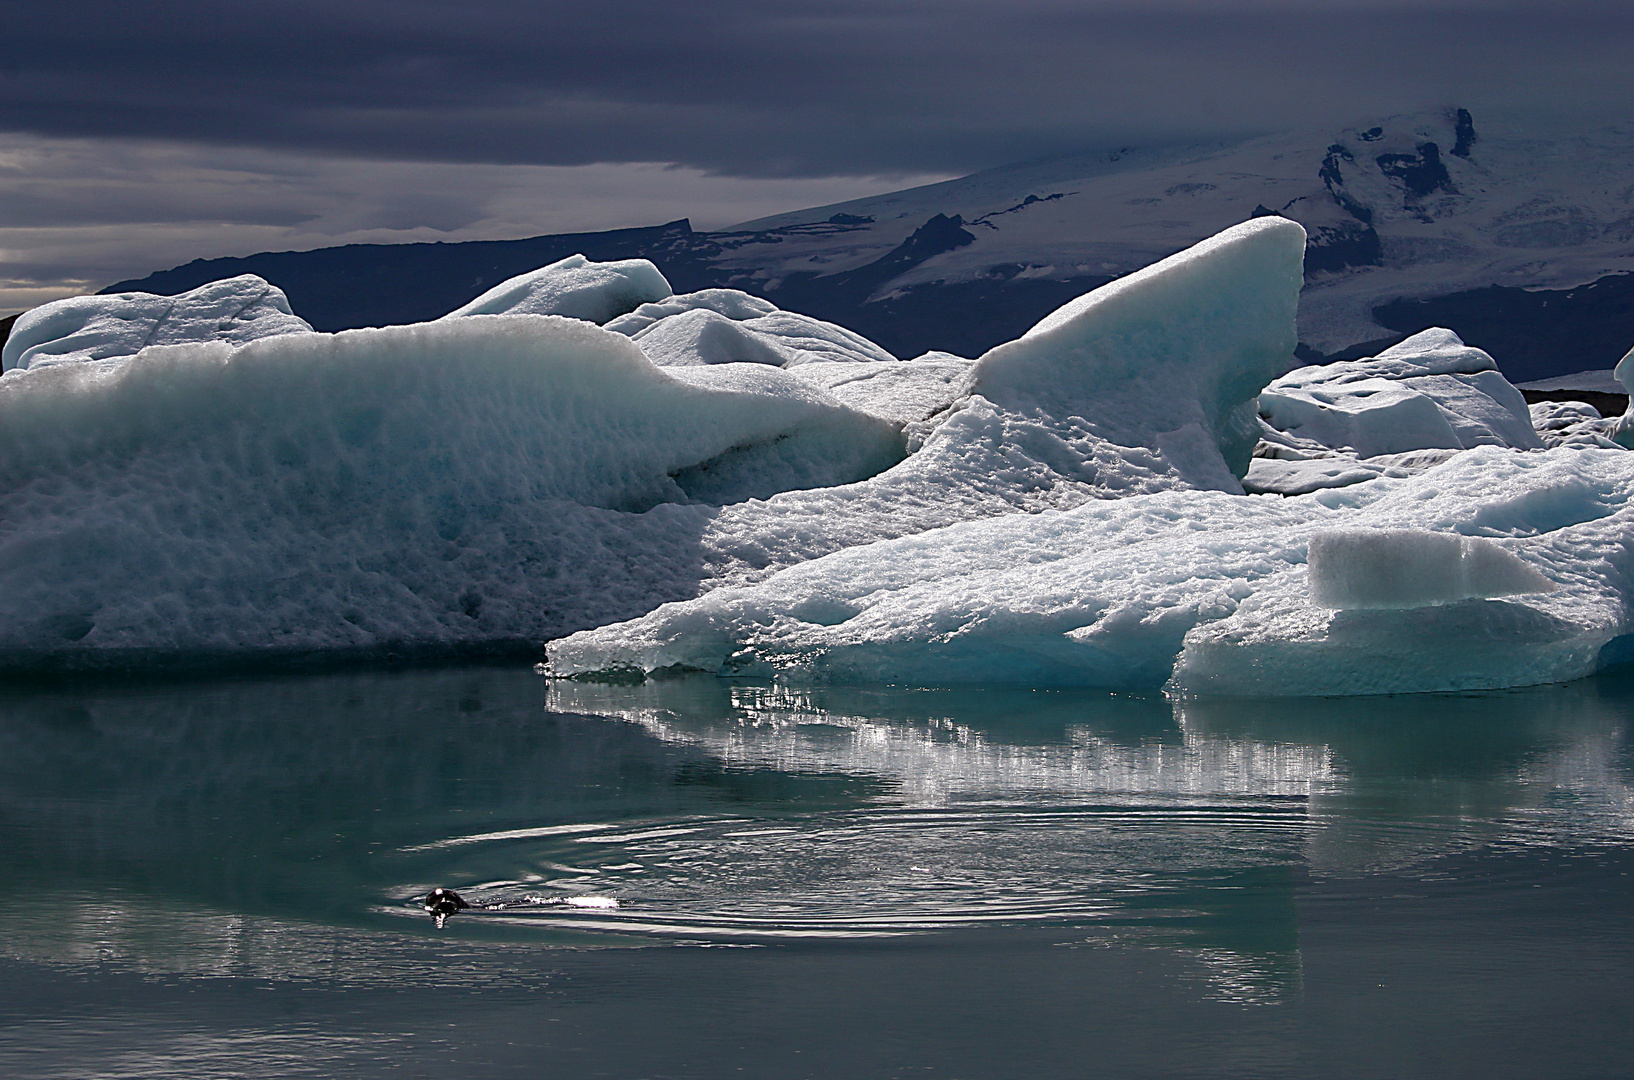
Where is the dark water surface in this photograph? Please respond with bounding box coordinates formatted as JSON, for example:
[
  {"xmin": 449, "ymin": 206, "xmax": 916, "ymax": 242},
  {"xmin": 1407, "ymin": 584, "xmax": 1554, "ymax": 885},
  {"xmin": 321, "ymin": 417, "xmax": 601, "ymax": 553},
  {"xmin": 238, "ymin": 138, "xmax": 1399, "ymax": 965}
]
[{"xmin": 2, "ymin": 667, "xmax": 1632, "ymax": 1078}]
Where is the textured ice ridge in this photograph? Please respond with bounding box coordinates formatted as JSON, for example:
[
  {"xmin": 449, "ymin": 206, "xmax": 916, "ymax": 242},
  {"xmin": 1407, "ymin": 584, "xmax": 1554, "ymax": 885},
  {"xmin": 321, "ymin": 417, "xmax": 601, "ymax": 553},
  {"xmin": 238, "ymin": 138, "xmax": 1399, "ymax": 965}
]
[
  {"xmin": 608, "ymin": 288, "xmax": 899, "ymax": 369},
  {"xmin": 1, "ymin": 275, "xmax": 312, "ymax": 371},
  {"xmin": 548, "ymin": 449, "xmax": 1630, "ymax": 696},
  {"xmin": 0, "ymin": 315, "xmax": 904, "ymax": 663},
  {"xmin": 1247, "ymin": 329, "xmax": 1543, "ymax": 496},
  {"xmin": 441, "ymin": 253, "xmax": 673, "ymax": 323}
]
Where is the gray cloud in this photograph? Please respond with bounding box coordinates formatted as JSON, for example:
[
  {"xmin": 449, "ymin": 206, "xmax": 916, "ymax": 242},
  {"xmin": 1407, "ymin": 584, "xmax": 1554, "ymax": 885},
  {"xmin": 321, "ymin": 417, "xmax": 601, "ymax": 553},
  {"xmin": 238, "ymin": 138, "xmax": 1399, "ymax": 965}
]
[
  {"xmin": 4, "ymin": 0, "xmax": 1631, "ymax": 176},
  {"xmin": 2, "ymin": 0, "xmax": 1631, "ymax": 310},
  {"xmin": 0, "ymin": 135, "xmax": 951, "ymax": 310}
]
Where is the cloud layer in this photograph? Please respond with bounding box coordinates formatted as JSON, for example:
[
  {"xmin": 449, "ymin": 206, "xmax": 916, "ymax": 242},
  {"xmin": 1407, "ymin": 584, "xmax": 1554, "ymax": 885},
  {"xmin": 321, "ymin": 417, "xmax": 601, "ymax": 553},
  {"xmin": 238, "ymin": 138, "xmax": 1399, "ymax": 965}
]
[{"xmin": 3, "ymin": 0, "xmax": 1632, "ymax": 309}]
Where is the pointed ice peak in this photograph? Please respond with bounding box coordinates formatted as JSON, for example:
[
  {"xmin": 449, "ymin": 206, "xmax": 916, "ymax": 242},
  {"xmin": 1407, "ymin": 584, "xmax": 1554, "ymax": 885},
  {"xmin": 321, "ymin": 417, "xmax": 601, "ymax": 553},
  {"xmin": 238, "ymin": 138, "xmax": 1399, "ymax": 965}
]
[{"xmin": 971, "ymin": 216, "xmax": 1306, "ymax": 484}]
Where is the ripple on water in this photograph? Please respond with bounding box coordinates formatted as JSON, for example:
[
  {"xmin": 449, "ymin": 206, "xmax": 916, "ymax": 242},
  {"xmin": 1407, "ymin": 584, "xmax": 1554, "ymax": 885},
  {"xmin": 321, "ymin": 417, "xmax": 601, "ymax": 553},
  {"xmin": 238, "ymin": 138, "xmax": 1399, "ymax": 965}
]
[{"xmin": 391, "ymin": 798, "xmax": 1321, "ymax": 941}]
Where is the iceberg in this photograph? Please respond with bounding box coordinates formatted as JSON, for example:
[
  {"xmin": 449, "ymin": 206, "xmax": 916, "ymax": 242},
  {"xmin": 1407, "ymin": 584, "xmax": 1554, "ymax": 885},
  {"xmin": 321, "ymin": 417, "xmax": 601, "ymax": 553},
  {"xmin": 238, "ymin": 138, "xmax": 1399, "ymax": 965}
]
[
  {"xmin": 1, "ymin": 275, "xmax": 311, "ymax": 372},
  {"xmin": 1249, "ymin": 329, "xmax": 1541, "ymax": 495},
  {"xmin": 0, "ymin": 315, "xmax": 902, "ymax": 664},
  {"xmin": 608, "ymin": 288, "xmax": 898, "ymax": 368},
  {"xmin": 548, "ymin": 448, "xmax": 1629, "ymax": 696},
  {"xmin": 1532, "ymin": 399, "xmax": 1621, "ymax": 450},
  {"xmin": 0, "ymin": 217, "xmax": 1306, "ymax": 671},
  {"xmin": 1260, "ymin": 329, "xmax": 1541, "ymax": 454},
  {"xmin": 441, "ymin": 254, "xmax": 673, "ymax": 323},
  {"xmin": 18, "ymin": 211, "xmax": 1629, "ymax": 698},
  {"xmin": 1261, "ymin": 376, "xmax": 1465, "ymax": 458}
]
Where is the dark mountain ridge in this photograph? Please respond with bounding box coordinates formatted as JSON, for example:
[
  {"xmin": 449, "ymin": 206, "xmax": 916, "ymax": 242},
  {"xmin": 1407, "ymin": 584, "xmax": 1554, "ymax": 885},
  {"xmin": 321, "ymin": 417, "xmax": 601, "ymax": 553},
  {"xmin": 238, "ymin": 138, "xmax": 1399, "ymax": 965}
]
[{"xmin": 95, "ymin": 109, "xmax": 1634, "ymax": 379}]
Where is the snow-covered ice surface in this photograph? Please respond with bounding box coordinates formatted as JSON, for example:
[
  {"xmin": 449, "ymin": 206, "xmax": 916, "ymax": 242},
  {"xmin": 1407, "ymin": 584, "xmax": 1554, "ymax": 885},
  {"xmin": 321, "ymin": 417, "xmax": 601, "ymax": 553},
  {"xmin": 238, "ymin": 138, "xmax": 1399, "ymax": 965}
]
[
  {"xmin": 607, "ymin": 288, "xmax": 898, "ymax": 369},
  {"xmin": 548, "ymin": 449, "xmax": 1634, "ymax": 696},
  {"xmin": 0, "ymin": 315, "xmax": 904, "ymax": 665},
  {"xmin": 1247, "ymin": 329, "xmax": 1540, "ymax": 495},
  {"xmin": 441, "ymin": 254, "xmax": 672, "ymax": 323},
  {"xmin": 794, "ymin": 354, "xmax": 975, "ymax": 424},
  {"xmin": 1, "ymin": 275, "xmax": 311, "ymax": 371}
]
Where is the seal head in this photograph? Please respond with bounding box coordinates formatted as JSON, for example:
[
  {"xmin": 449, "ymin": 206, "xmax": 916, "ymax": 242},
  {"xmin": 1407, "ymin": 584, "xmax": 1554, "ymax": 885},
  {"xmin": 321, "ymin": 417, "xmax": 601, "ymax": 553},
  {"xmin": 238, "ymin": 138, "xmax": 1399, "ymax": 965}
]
[{"xmin": 423, "ymin": 887, "xmax": 469, "ymax": 928}]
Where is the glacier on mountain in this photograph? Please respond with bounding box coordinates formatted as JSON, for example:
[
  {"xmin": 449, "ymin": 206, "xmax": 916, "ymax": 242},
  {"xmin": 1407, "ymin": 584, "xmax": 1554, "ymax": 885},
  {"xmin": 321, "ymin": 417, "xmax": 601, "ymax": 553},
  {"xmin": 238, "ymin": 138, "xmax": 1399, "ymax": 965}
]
[
  {"xmin": 3, "ymin": 219, "xmax": 1633, "ymax": 697},
  {"xmin": 723, "ymin": 108, "xmax": 1634, "ymax": 375}
]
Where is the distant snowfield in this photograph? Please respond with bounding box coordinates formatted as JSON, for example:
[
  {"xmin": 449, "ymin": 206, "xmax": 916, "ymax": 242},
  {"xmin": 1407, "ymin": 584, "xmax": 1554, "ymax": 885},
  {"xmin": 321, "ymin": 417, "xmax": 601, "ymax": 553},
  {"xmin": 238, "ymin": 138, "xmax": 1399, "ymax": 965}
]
[{"xmin": 5, "ymin": 220, "xmax": 1634, "ymax": 696}]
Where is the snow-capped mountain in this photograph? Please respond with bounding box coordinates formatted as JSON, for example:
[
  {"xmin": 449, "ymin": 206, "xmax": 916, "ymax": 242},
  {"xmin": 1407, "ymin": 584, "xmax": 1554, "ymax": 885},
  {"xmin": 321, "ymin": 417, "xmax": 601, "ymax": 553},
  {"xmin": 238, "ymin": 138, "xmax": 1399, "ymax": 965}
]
[
  {"xmin": 97, "ymin": 108, "xmax": 1634, "ymax": 381},
  {"xmin": 711, "ymin": 108, "xmax": 1634, "ymax": 372}
]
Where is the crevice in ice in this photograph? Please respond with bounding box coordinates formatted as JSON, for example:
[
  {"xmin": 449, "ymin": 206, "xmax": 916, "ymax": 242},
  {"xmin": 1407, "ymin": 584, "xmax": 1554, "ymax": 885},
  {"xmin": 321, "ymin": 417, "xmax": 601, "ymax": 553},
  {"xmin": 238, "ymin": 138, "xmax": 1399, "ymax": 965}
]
[
  {"xmin": 1595, "ymin": 633, "xmax": 1634, "ymax": 671},
  {"xmin": 669, "ymin": 425, "xmax": 910, "ymax": 507}
]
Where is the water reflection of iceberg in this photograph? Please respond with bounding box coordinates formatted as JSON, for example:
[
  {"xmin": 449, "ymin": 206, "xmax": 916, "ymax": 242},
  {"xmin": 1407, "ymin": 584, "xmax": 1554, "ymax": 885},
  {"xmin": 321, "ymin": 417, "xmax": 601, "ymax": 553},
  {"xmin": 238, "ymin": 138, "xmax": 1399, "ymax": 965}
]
[
  {"xmin": 0, "ymin": 667, "xmax": 1629, "ymax": 1003},
  {"xmin": 550, "ymin": 679, "xmax": 1336, "ymax": 799}
]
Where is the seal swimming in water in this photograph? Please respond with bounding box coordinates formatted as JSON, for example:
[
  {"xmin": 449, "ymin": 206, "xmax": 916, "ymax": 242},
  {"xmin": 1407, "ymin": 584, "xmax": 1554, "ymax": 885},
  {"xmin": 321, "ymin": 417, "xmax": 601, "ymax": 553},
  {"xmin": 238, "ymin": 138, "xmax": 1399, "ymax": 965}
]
[{"xmin": 423, "ymin": 887, "xmax": 469, "ymax": 928}]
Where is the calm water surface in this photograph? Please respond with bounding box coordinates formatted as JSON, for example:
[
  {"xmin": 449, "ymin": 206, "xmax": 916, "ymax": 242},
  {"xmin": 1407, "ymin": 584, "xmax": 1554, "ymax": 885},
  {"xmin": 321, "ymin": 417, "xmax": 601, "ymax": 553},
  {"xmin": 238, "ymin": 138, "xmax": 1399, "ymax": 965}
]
[{"xmin": 1, "ymin": 667, "xmax": 1632, "ymax": 1077}]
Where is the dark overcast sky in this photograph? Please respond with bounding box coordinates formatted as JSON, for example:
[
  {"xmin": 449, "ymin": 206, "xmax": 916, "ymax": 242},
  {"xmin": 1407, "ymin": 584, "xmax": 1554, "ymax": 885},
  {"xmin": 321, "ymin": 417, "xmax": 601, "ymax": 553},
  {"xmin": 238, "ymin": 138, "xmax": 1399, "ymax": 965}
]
[{"xmin": 3, "ymin": 0, "xmax": 1632, "ymax": 309}]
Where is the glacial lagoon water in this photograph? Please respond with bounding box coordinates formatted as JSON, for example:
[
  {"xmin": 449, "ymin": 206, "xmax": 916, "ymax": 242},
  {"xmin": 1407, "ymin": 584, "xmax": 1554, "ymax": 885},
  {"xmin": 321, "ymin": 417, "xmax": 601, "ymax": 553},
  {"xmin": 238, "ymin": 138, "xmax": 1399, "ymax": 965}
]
[{"xmin": 2, "ymin": 666, "xmax": 1632, "ymax": 1078}]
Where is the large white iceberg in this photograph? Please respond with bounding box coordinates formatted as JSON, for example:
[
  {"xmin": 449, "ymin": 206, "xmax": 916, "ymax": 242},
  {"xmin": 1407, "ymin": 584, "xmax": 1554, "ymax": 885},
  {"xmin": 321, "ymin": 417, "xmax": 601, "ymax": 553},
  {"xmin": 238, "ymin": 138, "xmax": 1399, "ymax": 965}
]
[
  {"xmin": 17, "ymin": 212, "xmax": 1629, "ymax": 697},
  {"xmin": 972, "ymin": 216, "xmax": 1304, "ymax": 485},
  {"xmin": 441, "ymin": 254, "xmax": 673, "ymax": 323},
  {"xmin": 0, "ymin": 217, "xmax": 1307, "ymax": 670},
  {"xmin": 0, "ymin": 315, "xmax": 903, "ymax": 664},
  {"xmin": 1, "ymin": 275, "xmax": 311, "ymax": 371}
]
